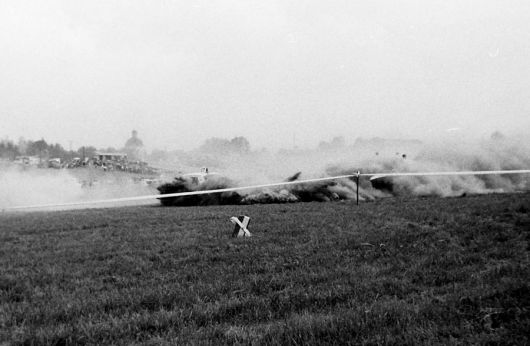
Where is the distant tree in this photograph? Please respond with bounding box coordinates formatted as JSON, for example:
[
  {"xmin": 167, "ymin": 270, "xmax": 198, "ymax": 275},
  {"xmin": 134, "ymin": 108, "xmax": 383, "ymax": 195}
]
[
  {"xmin": 199, "ymin": 136, "xmax": 251, "ymax": 154},
  {"xmin": 331, "ymin": 136, "xmax": 345, "ymax": 147},
  {"xmin": 0, "ymin": 139, "xmax": 19, "ymax": 160},
  {"xmin": 230, "ymin": 136, "xmax": 250, "ymax": 153},
  {"xmin": 27, "ymin": 139, "xmax": 49, "ymax": 161},
  {"xmin": 28, "ymin": 139, "xmax": 47, "ymax": 154},
  {"xmin": 490, "ymin": 131, "xmax": 505, "ymax": 141},
  {"xmin": 48, "ymin": 143, "xmax": 68, "ymax": 159},
  {"xmin": 199, "ymin": 137, "xmax": 231, "ymax": 153},
  {"xmin": 149, "ymin": 149, "xmax": 168, "ymax": 162},
  {"xmin": 77, "ymin": 146, "xmax": 97, "ymax": 159},
  {"xmin": 318, "ymin": 136, "xmax": 345, "ymax": 150},
  {"xmin": 17, "ymin": 137, "xmax": 28, "ymax": 155}
]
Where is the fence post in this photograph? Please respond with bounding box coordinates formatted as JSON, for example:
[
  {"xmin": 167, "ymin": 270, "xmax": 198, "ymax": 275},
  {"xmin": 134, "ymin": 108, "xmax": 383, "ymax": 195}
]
[{"xmin": 356, "ymin": 170, "xmax": 360, "ymax": 206}]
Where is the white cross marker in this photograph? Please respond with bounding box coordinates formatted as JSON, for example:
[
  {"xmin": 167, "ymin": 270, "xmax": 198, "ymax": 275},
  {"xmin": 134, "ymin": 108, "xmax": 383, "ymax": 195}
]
[{"xmin": 230, "ymin": 215, "xmax": 251, "ymax": 237}]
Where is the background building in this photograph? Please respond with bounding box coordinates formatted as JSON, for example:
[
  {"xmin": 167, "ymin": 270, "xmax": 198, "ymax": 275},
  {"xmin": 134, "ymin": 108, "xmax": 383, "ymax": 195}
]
[{"xmin": 123, "ymin": 130, "xmax": 145, "ymax": 161}]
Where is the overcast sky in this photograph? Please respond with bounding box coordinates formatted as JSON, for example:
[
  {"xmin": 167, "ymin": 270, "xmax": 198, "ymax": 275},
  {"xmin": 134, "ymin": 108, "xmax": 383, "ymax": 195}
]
[{"xmin": 1, "ymin": 0, "xmax": 529, "ymax": 151}]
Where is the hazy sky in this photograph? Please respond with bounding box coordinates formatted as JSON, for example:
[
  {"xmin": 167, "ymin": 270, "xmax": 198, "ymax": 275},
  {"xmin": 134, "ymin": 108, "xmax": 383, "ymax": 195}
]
[{"xmin": 1, "ymin": 0, "xmax": 529, "ymax": 151}]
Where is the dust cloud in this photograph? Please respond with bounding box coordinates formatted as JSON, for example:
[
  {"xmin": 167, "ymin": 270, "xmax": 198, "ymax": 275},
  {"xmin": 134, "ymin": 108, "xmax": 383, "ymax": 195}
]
[
  {"xmin": 155, "ymin": 136, "xmax": 530, "ymax": 206},
  {"xmin": 1, "ymin": 136, "xmax": 528, "ymax": 210},
  {"xmin": 0, "ymin": 164, "xmax": 158, "ymax": 210}
]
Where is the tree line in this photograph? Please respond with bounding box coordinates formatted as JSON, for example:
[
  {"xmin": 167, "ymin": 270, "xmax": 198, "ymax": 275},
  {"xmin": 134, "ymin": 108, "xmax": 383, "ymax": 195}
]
[
  {"xmin": 0, "ymin": 136, "xmax": 253, "ymax": 162},
  {"xmin": 0, "ymin": 138, "xmax": 109, "ymax": 161}
]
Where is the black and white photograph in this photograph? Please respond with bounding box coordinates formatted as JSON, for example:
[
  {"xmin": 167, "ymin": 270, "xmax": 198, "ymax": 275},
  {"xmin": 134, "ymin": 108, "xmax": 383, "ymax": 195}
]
[{"xmin": 1, "ymin": 1, "xmax": 529, "ymax": 344}]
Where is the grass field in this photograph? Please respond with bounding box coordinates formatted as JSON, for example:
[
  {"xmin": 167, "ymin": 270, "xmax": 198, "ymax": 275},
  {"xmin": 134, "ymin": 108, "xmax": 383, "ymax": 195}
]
[{"xmin": 1, "ymin": 193, "xmax": 529, "ymax": 345}]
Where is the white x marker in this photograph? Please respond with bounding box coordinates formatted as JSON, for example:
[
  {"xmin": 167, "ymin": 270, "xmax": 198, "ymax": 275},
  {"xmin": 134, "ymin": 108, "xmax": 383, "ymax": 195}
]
[{"xmin": 230, "ymin": 215, "xmax": 251, "ymax": 237}]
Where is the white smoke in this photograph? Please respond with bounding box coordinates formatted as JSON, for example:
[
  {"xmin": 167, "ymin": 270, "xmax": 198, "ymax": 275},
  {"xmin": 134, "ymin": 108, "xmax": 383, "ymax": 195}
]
[
  {"xmin": 0, "ymin": 166, "xmax": 83, "ymax": 208},
  {"xmin": 0, "ymin": 164, "xmax": 158, "ymax": 210},
  {"xmin": 2, "ymin": 135, "xmax": 529, "ymax": 210},
  {"xmin": 159, "ymin": 135, "xmax": 530, "ymax": 201}
]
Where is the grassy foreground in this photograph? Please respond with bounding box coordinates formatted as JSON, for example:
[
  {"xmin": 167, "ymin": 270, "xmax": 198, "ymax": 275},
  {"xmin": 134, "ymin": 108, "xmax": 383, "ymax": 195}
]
[{"xmin": 1, "ymin": 193, "xmax": 529, "ymax": 345}]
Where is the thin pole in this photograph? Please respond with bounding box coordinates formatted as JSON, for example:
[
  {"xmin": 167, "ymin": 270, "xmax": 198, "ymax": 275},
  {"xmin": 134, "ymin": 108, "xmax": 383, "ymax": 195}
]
[{"xmin": 356, "ymin": 170, "xmax": 360, "ymax": 205}]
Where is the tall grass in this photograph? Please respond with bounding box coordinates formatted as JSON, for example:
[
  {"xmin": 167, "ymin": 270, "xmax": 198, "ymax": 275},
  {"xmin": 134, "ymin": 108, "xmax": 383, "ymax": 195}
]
[{"xmin": 1, "ymin": 193, "xmax": 529, "ymax": 345}]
